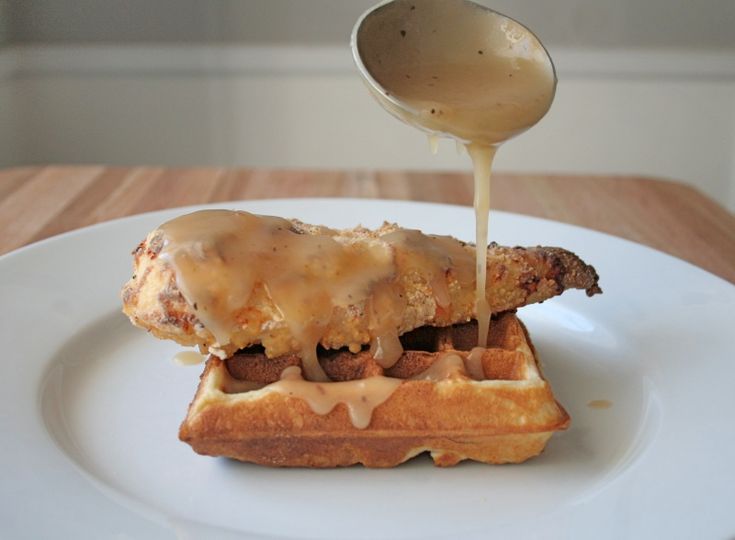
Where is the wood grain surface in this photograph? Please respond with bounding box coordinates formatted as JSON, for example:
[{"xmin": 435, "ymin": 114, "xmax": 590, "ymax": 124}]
[{"xmin": 1, "ymin": 165, "xmax": 734, "ymax": 283}]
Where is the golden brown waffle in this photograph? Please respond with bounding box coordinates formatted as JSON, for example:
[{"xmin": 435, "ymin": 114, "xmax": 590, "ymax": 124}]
[{"xmin": 179, "ymin": 312, "xmax": 569, "ymax": 467}]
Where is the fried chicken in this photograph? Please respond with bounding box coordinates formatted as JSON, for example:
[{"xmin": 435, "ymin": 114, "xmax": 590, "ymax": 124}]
[{"xmin": 121, "ymin": 211, "xmax": 600, "ymax": 359}]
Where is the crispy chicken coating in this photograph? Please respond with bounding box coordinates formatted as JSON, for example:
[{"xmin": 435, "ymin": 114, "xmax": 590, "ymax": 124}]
[{"xmin": 121, "ymin": 217, "xmax": 600, "ymax": 359}]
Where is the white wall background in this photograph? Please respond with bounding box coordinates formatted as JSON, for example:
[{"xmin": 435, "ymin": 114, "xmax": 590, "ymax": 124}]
[
  {"xmin": 7, "ymin": 0, "xmax": 735, "ymax": 50},
  {"xmin": 1, "ymin": 1, "xmax": 734, "ymax": 211}
]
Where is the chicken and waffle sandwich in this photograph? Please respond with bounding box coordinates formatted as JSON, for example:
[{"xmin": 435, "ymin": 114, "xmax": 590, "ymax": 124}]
[{"xmin": 121, "ymin": 209, "xmax": 600, "ymax": 467}]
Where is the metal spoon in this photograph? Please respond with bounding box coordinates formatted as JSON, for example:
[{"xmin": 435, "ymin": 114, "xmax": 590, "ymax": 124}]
[{"xmin": 351, "ymin": 0, "xmax": 556, "ymax": 146}]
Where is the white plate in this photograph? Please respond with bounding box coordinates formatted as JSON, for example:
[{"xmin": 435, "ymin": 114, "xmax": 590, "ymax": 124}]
[{"xmin": 1, "ymin": 198, "xmax": 733, "ymax": 539}]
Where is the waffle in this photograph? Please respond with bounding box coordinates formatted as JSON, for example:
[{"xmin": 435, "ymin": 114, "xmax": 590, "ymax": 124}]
[{"xmin": 179, "ymin": 312, "xmax": 569, "ymax": 467}]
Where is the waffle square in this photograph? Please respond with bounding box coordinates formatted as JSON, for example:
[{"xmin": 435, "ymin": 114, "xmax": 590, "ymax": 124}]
[{"xmin": 179, "ymin": 312, "xmax": 569, "ymax": 467}]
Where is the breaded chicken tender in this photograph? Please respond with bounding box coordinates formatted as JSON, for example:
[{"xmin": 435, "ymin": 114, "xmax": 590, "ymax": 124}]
[{"xmin": 121, "ymin": 211, "xmax": 600, "ymax": 359}]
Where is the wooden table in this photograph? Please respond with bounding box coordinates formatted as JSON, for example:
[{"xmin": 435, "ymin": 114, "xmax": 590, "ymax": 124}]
[{"xmin": 1, "ymin": 166, "xmax": 734, "ymax": 283}]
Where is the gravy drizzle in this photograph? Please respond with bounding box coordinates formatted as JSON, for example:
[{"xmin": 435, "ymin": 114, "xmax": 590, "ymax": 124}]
[
  {"xmin": 465, "ymin": 347, "xmax": 487, "ymax": 381},
  {"xmin": 467, "ymin": 144, "xmax": 497, "ymax": 347},
  {"xmin": 266, "ymin": 352, "xmax": 470, "ymax": 429},
  {"xmin": 587, "ymin": 399, "xmax": 613, "ymax": 410},
  {"xmin": 410, "ymin": 353, "xmax": 466, "ymax": 381},
  {"xmin": 172, "ymin": 350, "xmax": 206, "ymax": 366},
  {"xmin": 268, "ymin": 366, "xmax": 402, "ymax": 429}
]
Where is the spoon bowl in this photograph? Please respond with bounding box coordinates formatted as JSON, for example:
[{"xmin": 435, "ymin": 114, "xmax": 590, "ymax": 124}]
[{"xmin": 351, "ymin": 0, "xmax": 557, "ymax": 146}]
